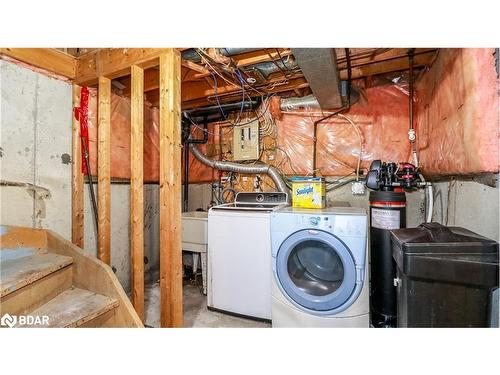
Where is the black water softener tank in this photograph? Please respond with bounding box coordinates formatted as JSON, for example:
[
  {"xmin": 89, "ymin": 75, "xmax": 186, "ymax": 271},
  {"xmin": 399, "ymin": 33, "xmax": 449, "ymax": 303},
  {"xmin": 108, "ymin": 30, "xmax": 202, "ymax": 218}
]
[
  {"xmin": 369, "ymin": 190, "xmax": 406, "ymax": 327},
  {"xmin": 391, "ymin": 223, "xmax": 499, "ymax": 327}
]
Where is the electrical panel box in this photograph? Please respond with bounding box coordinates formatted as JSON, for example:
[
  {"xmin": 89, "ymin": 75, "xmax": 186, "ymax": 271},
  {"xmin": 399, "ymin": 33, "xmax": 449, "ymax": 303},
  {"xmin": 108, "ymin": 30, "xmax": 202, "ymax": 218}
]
[{"xmin": 232, "ymin": 119, "xmax": 260, "ymax": 161}]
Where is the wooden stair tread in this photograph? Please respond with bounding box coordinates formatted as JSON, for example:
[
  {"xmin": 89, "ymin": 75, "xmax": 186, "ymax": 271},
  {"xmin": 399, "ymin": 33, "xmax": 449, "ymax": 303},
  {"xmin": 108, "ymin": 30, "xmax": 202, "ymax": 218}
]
[
  {"xmin": 18, "ymin": 287, "xmax": 119, "ymax": 328},
  {"xmin": 0, "ymin": 251, "xmax": 73, "ymax": 298}
]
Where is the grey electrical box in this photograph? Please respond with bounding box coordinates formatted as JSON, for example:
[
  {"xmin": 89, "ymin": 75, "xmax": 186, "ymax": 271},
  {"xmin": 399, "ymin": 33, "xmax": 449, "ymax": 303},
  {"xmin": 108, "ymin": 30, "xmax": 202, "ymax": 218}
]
[{"xmin": 232, "ymin": 119, "xmax": 260, "ymax": 161}]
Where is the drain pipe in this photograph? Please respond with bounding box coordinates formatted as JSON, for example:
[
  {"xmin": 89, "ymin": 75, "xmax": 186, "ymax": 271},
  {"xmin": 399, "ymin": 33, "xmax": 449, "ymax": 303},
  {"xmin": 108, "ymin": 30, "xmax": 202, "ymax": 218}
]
[
  {"xmin": 189, "ymin": 143, "xmax": 290, "ymax": 196},
  {"xmin": 183, "ymin": 116, "xmax": 210, "ymax": 212}
]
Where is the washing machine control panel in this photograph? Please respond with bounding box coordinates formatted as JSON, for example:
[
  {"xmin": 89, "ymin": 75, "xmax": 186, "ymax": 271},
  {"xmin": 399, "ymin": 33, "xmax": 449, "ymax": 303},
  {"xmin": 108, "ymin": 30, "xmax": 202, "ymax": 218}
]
[
  {"xmin": 309, "ymin": 216, "xmax": 321, "ymax": 226},
  {"xmin": 296, "ymin": 214, "xmax": 366, "ymax": 237}
]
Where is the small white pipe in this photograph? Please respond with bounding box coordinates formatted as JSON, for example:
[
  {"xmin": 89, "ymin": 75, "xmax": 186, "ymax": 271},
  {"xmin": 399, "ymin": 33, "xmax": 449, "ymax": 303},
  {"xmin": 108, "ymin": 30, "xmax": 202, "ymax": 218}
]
[{"xmin": 426, "ymin": 184, "xmax": 434, "ymax": 223}]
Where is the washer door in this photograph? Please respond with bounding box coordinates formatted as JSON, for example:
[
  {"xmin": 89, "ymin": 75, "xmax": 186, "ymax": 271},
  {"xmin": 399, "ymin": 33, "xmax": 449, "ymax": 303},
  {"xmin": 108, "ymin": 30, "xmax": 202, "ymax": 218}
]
[{"xmin": 276, "ymin": 229, "xmax": 357, "ymax": 313}]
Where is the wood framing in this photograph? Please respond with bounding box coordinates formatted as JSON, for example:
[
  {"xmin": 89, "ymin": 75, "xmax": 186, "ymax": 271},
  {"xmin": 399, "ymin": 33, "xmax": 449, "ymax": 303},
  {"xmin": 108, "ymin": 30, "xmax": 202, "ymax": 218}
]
[
  {"xmin": 130, "ymin": 65, "xmax": 145, "ymax": 321},
  {"xmin": 339, "ymin": 50, "xmax": 436, "ymax": 80},
  {"xmin": 159, "ymin": 50, "xmax": 183, "ymax": 328},
  {"xmin": 71, "ymin": 85, "xmax": 84, "ymax": 248},
  {"xmin": 76, "ymin": 48, "xmax": 170, "ymax": 86},
  {"xmin": 0, "ymin": 48, "xmax": 76, "ymax": 79},
  {"xmin": 97, "ymin": 77, "xmax": 111, "ymax": 265}
]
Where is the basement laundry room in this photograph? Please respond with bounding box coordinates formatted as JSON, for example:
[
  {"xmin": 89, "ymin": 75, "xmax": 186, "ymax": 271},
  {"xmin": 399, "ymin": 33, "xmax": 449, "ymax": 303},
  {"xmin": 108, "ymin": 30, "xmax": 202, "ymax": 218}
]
[{"xmin": 0, "ymin": 45, "xmax": 499, "ymax": 332}]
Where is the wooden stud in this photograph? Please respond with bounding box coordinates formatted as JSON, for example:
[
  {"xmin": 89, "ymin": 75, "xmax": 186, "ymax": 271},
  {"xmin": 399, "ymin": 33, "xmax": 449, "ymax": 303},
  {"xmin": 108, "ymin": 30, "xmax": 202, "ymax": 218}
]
[
  {"xmin": 159, "ymin": 50, "xmax": 183, "ymax": 328},
  {"xmin": 97, "ymin": 77, "xmax": 111, "ymax": 265},
  {"xmin": 71, "ymin": 85, "xmax": 84, "ymax": 248},
  {"xmin": 0, "ymin": 48, "xmax": 77, "ymax": 79},
  {"xmin": 130, "ymin": 65, "xmax": 144, "ymax": 321}
]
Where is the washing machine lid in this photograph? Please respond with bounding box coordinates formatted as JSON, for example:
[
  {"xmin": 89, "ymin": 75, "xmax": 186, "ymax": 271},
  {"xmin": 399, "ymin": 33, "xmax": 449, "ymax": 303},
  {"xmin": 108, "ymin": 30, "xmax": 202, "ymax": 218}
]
[{"xmin": 275, "ymin": 229, "xmax": 357, "ymax": 312}]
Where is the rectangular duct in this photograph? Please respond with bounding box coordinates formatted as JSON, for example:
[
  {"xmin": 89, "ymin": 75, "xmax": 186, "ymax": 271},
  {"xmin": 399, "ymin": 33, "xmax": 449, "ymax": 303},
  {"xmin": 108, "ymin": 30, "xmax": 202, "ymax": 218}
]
[{"xmin": 292, "ymin": 48, "xmax": 343, "ymax": 109}]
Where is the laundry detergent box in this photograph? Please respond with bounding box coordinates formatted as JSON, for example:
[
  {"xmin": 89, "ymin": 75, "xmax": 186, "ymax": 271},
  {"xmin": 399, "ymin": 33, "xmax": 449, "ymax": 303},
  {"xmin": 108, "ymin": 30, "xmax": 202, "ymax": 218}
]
[{"xmin": 291, "ymin": 177, "xmax": 326, "ymax": 209}]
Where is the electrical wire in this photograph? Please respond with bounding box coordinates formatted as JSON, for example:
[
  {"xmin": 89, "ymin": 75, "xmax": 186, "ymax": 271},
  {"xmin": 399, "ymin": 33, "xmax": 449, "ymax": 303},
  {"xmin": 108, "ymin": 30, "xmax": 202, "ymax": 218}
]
[{"xmin": 335, "ymin": 113, "xmax": 363, "ymax": 181}]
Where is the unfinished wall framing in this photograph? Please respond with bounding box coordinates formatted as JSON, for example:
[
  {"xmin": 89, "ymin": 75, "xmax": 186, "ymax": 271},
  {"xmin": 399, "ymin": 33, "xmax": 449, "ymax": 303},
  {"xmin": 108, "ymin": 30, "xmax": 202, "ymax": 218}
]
[{"xmin": 68, "ymin": 48, "xmax": 183, "ymax": 327}]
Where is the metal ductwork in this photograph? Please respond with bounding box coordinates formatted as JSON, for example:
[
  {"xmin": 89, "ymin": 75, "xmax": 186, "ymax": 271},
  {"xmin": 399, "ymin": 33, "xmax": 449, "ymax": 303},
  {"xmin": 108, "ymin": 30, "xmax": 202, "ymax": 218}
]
[
  {"xmin": 189, "ymin": 144, "xmax": 290, "ymax": 195},
  {"xmin": 220, "ymin": 48, "xmax": 261, "ymax": 56},
  {"xmin": 280, "ymin": 88, "xmax": 360, "ymax": 112},
  {"xmin": 181, "ymin": 48, "xmax": 297, "ymax": 81},
  {"xmin": 247, "ymin": 59, "xmax": 299, "ymax": 79},
  {"xmin": 291, "ymin": 48, "xmax": 344, "ymax": 109},
  {"xmin": 181, "ymin": 48, "xmax": 260, "ymax": 63},
  {"xmin": 280, "ymin": 95, "xmax": 321, "ymax": 111}
]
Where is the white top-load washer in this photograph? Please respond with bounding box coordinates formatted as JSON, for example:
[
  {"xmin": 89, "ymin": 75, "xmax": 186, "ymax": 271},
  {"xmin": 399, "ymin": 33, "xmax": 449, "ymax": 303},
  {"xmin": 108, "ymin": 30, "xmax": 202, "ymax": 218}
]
[
  {"xmin": 208, "ymin": 192, "xmax": 288, "ymax": 321},
  {"xmin": 271, "ymin": 206, "xmax": 369, "ymax": 327}
]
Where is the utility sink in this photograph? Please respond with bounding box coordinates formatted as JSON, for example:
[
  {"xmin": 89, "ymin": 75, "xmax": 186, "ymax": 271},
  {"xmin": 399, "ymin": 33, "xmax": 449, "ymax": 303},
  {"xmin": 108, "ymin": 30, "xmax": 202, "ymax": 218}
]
[
  {"xmin": 181, "ymin": 211, "xmax": 208, "ymax": 252},
  {"xmin": 182, "ymin": 211, "xmax": 208, "ymax": 294}
]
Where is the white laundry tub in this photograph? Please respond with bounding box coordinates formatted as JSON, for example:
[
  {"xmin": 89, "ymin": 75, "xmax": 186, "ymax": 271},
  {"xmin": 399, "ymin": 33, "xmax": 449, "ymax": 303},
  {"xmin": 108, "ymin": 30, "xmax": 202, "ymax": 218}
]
[{"xmin": 182, "ymin": 211, "xmax": 208, "ymax": 294}]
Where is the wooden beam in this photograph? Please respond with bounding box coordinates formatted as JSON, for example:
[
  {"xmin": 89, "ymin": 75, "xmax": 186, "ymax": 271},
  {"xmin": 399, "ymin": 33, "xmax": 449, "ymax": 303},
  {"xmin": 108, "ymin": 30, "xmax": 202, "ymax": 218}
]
[
  {"xmin": 235, "ymin": 48, "xmax": 293, "ymax": 67},
  {"xmin": 0, "ymin": 48, "xmax": 76, "ymax": 79},
  {"xmin": 71, "ymin": 85, "xmax": 84, "ymax": 248},
  {"xmin": 182, "ymin": 75, "xmax": 306, "ymax": 103},
  {"xmin": 191, "ymin": 49, "xmax": 293, "ymax": 80},
  {"xmin": 145, "ymin": 77, "xmax": 309, "ymax": 109},
  {"xmin": 336, "ymin": 48, "xmax": 436, "ymax": 69},
  {"xmin": 130, "ymin": 65, "xmax": 144, "ymax": 321},
  {"xmin": 339, "ymin": 51, "xmax": 436, "ymax": 80},
  {"xmin": 122, "ymin": 49, "xmax": 294, "ymax": 95},
  {"xmin": 181, "ymin": 59, "xmax": 209, "ymax": 75},
  {"xmin": 97, "ymin": 77, "xmax": 111, "ymax": 265},
  {"xmin": 159, "ymin": 50, "xmax": 183, "ymax": 328},
  {"xmin": 180, "ymin": 80, "xmax": 308, "ymax": 109},
  {"xmin": 76, "ymin": 48, "xmax": 171, "ymax": 86}
]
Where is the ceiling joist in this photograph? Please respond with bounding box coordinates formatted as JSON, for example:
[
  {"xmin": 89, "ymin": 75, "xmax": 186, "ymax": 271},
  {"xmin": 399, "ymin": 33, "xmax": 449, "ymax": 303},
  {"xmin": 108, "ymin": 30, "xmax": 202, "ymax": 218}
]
[{"xmin": 0, "ymin": 48, "xmax": 77, "ymax": 79}]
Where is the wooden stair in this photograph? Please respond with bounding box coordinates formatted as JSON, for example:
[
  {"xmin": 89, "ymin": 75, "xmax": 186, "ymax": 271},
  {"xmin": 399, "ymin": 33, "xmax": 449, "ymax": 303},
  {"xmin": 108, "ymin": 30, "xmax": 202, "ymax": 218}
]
[
  {"xmin": 0, "ymin": 226, "xmax": 142, "ymax": 328},
  {"xmin": 16, "ymin": 287, "xmax": 119, "ymax": 328}
]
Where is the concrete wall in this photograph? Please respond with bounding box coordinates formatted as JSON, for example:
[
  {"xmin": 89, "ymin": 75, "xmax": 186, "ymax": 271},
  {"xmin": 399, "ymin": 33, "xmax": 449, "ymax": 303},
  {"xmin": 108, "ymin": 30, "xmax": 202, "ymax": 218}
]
[
  {"xmin": 432, "ymin": 179, "xmax": 499, "ymax": 241},
  {"xmin": 0, "ymin": 60, "xmax": 72, "ymax": 239},
  {"xmin": 82, "ymin": 182, "xmax": 212, "ymax": 291}
]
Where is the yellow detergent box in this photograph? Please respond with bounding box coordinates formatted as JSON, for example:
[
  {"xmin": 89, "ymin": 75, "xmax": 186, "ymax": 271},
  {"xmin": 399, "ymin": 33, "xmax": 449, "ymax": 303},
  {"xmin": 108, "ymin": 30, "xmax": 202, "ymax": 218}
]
[{"xmin": 291, "ymin": 177, "xmax": 326, "ymax": 209}]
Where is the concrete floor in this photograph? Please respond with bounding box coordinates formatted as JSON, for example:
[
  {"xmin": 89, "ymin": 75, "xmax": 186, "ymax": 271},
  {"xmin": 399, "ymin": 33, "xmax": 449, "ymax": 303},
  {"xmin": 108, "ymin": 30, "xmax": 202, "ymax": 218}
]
[{"xmin": 144, "ymin": 280, "xmax": 270, "ymax": 328}]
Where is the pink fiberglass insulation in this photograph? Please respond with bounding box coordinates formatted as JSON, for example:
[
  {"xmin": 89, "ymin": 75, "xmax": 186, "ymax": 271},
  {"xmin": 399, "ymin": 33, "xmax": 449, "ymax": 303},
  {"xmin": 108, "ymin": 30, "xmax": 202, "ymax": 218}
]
[
  {"xmin": 274, "ymin": 85, "xmax": 412, "ymax": 177},
  {"xmin": 86, "ymin": 89, "xmax": 161, "ymax": 182},
  {"xmin": 415, "ymin": 48, "xmax": 499, "ymax": 175},
  {"xmin": 85, "ymin": 85, "xmax": 413, "ymax": 182}
]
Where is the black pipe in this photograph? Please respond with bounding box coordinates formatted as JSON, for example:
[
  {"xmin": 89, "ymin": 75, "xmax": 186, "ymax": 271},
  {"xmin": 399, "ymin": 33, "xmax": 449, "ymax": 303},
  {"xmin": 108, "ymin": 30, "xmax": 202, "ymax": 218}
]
[
  {"xmin": 184, "ymin": 100, "xmax": 258, "ymax": 121},
  {"xmin": 182, "ymin": 116, "xmax": 210, "ymax": 212},
  {"xmin": 312, "ymin": 48, "xmax": 352, "ymax": 177},
  {"xmin": 186, "ymin": 116, "xmax": 209, "ymax": 144},
  {"xmin": 81, "ymin": 138, "xmax": 98, "ymax": 232},
  {"xmin": 183, "ymin": 140, "xmax": 189, "ymax": 212}
]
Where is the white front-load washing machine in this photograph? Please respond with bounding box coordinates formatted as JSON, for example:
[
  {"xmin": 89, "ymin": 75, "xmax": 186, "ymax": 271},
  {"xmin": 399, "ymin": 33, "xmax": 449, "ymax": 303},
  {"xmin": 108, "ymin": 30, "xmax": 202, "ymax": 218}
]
[{"xmin": 271, "ymin": 206, "xmax": 369, "ymax": 327}]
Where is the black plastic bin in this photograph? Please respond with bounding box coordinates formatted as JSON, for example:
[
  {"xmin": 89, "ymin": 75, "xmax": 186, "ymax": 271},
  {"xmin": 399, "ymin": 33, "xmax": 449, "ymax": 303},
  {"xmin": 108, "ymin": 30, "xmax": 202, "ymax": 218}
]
[{"xmin": 390, "ymin": 223, "xmax": 499, "ymax": 327}]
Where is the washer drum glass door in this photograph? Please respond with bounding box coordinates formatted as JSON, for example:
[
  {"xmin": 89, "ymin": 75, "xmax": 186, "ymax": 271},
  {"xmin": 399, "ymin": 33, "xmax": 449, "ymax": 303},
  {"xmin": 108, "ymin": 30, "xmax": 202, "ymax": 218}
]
[{"xmin": 275, "ymin": 229, "xmax": 357, "ymax": 314}]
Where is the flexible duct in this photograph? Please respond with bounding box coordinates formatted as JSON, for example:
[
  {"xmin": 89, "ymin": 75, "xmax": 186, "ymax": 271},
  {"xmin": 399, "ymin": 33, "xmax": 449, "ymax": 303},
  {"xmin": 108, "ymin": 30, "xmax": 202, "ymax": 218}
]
[
  {"xmin": 280, "ymin": 95, "xmax": 321, "ymax": 111},
  {"xmin": 280, "ymin": 89, "xmax": 360, "ymax": 112},
  {"xmin": 189, "ymin": 144, "xmax": 290, "ymax": 195}
]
